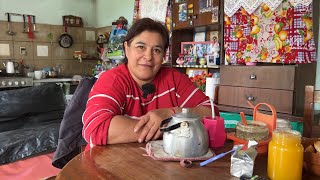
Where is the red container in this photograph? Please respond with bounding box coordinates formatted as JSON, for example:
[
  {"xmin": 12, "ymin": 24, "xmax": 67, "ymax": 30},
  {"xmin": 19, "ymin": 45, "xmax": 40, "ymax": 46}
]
[{"xmin": 203, "ymin": 116, "xmax": 226, "ymax": 149}]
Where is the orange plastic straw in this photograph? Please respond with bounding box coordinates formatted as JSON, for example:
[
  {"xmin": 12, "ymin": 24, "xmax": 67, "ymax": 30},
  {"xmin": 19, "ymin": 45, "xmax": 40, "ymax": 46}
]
[{"xmin": 240, "ymin": 112, "xmax": 248, "ymax": 126}]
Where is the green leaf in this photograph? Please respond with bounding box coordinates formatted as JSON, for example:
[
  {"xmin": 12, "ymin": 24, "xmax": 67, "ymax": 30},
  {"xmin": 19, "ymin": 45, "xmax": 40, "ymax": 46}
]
[
  {"xmin": 298, "ymin": 30, "xmax": 304, "ymax": 36},
  {"xmin": 279, "ymin": 22, "xmax": 284, "ymax": 28}
]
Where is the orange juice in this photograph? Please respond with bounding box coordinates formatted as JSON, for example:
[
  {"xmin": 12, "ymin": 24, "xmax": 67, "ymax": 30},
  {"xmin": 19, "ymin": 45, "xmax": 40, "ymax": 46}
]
[{"xmin": 267, "ymin": 130, "xmax": 303, "ymax": 180}]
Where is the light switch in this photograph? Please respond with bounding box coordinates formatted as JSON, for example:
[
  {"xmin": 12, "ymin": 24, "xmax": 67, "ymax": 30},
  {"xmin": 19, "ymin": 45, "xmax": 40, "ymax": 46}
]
[{"xmin": 20, "ymin": 47, "xmax": 27, "ymax": 55}]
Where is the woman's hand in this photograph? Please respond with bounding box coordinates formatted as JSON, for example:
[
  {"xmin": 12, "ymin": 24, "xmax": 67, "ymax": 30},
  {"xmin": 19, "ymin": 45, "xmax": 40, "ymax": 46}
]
[{"xmin": 134, "ymin": 108, "xmax": 172, "ymax": 143}]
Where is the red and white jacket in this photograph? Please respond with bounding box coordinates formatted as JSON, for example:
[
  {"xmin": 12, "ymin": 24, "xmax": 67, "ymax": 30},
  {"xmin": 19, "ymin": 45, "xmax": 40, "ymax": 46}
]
[{"xmin": 82, "ymin": 64, "xmax": 217, "ymax": 145}]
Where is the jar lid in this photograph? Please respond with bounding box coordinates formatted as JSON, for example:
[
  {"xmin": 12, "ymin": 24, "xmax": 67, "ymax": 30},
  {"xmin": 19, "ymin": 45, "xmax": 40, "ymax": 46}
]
[
  {"xmin": 236, "ymin": 121, "xmax": 268, "ymax": 132},
  {"xmin": 273, "ymin": 129, "xmax": 301, "ymax": 137},
  {"xmin": 237, "ymin": 120, "xmax": 267, "ymax": 128},
  {"xmin": 276, "ymin": 119, "xmax": 291, "ymax": 126}
]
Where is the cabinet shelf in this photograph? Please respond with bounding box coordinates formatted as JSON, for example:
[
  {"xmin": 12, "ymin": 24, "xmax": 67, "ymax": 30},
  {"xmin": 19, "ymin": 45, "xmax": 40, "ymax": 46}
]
[
  {"xmin": 172, "ymin": 23, "xmax": 221, "ymax": 32},
  {"xmin": 194, "ymin": 23, "xmax": 221, "ymax": 32},
  {"xmin": 173, "ymin": 65, "xmax": 220, "ymax": 69}
]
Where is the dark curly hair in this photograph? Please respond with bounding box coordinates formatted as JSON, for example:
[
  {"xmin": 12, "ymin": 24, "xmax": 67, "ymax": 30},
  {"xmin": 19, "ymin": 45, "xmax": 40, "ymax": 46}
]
[{"xmin": 122, "ymin": 18, "xmax": 169, "ymax": 63}]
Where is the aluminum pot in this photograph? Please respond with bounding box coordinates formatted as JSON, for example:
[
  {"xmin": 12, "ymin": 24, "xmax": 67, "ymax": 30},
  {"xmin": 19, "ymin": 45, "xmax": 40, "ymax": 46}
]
[{"xmin": 161, "ymin": 108, "xmax": 209, "ymax": 158}]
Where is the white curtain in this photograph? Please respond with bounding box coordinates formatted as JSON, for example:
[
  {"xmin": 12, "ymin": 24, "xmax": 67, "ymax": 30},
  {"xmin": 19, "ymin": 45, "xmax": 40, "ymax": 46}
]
[
  {"xmin": 224, "ymin": 0, "xmax": 313, "ymax": 17},
  {"xmin": 140, "ymin": 0, "xmax": 169, "ymax": 23}
]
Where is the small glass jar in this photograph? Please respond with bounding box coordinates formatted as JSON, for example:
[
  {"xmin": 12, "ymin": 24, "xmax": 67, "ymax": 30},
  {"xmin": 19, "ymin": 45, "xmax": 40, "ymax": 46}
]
[
  {"xmin": 268, "ymin": 130, "xmax": 303, "ymax": 180},
  {"xmin": 276, "ymin": 118, "xmax": 292, "ymax": 131}
]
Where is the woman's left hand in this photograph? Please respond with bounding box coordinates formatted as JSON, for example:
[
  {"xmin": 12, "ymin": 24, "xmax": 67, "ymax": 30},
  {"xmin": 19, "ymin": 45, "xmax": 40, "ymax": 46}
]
[{"xmin": 134, "ymin": 108, "xmax": 172, "ymax": 143}]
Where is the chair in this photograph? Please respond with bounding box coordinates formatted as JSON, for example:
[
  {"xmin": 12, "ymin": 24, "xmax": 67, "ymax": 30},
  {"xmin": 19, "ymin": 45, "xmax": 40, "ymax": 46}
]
[
  {"xmin": 303, "ymin": 85, "xmax": 320, "ymax": 137},
  {"xmin": 52, "ymin": 77, "xmax": 96, "ymax": 169}
]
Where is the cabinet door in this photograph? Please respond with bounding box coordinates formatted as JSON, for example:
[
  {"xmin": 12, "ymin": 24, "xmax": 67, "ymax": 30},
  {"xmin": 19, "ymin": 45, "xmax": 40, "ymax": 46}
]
[
  {"xmin": 193, "ymin": 0, "xmax": 220, "ymax": 27},
  {"xmin": 218, "ymin": 86, "xmax": 293, "ymax": 114},
  {"xmin": 220, "ymin": 66, "xmax": 295, "ymax": 90},
  {"xmin": 172, "ymin": 0, "xmax": 194, "ymax": 30}
]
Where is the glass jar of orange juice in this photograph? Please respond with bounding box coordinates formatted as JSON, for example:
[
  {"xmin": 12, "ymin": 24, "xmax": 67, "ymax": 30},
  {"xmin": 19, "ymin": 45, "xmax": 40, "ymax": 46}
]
[{"xmin": 267, "ymin": 130, "xmax": 303, "ymax": 180}]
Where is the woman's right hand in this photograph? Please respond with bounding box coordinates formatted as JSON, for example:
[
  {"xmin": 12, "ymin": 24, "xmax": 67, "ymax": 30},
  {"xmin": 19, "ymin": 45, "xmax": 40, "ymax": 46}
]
[{"xmin": 134, "ymin": 108, "xmax": 173, "ymax": 143}]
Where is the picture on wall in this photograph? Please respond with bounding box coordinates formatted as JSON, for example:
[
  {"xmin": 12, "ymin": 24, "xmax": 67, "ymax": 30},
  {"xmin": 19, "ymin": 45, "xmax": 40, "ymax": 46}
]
[
  {"xmin": 209, "ymin": 31, "xmax": 219, "ymax": 43},
  {"xmin": 199, "ymin": 0, "xmax": 212, "ymax": 13},
  {"xmin": 178, "ymin": 3, "xmax": 187, "ymax": 22},
  {"xmin": 206, "ymin": 54, "xmax": 220, "ymax": 66},
  {"xmin": 194, "ymin": 32, "xmax": 206, "ymax": 42},
  {"xmin": 211, "ymin": 6, "xmax": 219, "ymax": 23}
]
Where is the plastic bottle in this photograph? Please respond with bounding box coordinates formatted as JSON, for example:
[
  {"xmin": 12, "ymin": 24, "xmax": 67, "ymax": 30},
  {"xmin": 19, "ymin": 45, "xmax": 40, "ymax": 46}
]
[{"xmin": 267, "ymin": 130, "xmax": 303, "ymax": 180}]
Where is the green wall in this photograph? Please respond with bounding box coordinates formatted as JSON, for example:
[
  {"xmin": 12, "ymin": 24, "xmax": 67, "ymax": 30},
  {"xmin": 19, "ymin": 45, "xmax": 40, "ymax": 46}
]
[
  {"xmin": 96, "ymin": 0, "xmax": 134, "ymax": 28},
  {"xmin": 0, "ymin": 0, "xmax": 134, "ymax": 27},
  {"xmin": 0, "ymin": 0, "xmax": 97, "ymax": 27}
]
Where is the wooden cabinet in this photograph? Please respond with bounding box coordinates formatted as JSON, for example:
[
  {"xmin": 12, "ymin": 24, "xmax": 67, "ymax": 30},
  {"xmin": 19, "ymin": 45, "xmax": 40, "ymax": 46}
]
[
  {"xmin": 170, "ymin": 0, "xmax": 223, "ymax": 70},
  {"xmin": 217, "ymin": 64, "xmax": 316, "ymax": 118},
  {"xmin": 193, "ymin": 0, "xmax": 219, "ymax": 27},
  {"xmin": 172, "ymin": 0, "xmax": 220, "ymax": 30}
]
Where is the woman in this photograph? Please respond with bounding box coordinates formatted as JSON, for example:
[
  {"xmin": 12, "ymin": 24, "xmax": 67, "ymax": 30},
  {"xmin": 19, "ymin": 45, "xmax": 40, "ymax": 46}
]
[{"xmin": 82, "ymin": 18, "xmax": 218, "ymax": 146}]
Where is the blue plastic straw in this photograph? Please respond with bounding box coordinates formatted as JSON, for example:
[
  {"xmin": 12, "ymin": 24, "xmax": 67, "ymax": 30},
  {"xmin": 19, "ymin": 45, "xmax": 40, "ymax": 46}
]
[{"xmin": 200, "ymin": 148, "xmax": 237, "ymax": 167}]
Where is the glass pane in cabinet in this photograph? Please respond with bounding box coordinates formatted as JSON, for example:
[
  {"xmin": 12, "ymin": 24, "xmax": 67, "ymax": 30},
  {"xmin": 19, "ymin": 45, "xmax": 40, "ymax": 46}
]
[
  {"xmin": 193, "ymin": 0, "xmax": 220, "ymax": 27},
  {"xmin": 172, "ymin": 0, "xmax": 194, "ymax": 30}
]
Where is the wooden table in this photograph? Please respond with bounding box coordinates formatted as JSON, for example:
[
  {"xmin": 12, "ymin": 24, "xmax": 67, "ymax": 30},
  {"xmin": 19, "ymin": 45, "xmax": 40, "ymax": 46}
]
[{"xmin": 56, "ymin": 141, "xmax": 318, "ymax": 180}]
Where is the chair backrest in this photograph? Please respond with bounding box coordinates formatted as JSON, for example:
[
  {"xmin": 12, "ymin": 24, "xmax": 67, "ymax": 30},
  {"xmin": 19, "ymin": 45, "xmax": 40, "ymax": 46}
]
[
  {"xmin": 303, "ymin": 85, "xmax": 320, "ymax": 137},
  {"xmin": 52, "ymin": 77, "xmax": 96, "ymax": 169}
]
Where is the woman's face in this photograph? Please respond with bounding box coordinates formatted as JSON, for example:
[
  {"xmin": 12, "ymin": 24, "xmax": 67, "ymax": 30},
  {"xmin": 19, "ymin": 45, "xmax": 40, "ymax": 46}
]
[{"xmin": 124, "ymin": 31, "xmax": 165, "ymax": 87}]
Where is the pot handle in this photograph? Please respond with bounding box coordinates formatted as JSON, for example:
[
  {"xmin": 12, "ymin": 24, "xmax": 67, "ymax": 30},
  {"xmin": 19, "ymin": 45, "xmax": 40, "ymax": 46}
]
[
  {"xmin": 160, "ymin": 117, "xmax": 172, "ymax": 127},
  {"xmin": 14, "ymin": 62, "xmax": 19, "ymax": 68},
  {"xmin": 160, "ymin": 121, "xmax": 189, "ymax": 132}
]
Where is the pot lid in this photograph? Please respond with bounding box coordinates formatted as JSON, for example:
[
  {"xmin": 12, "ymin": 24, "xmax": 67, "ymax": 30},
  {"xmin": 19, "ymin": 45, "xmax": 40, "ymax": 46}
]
[{"xmin": 173, "ymin": 108, "xmax": 199, "ymax": 119}]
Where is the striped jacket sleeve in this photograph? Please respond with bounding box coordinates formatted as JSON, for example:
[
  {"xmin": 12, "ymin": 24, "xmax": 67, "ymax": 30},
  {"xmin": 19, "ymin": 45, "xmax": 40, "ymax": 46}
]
[{"xmin": 82, "ymin": 71, "xmax": 126, "ymax": 145}]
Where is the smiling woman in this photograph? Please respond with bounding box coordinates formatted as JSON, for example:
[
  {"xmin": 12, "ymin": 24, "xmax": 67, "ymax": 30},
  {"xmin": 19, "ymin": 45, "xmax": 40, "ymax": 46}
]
[
  {"xmin": 82, "ymin": 18, "xmax": 218, "ymax": 147},
  {"xmin": 124, "ymin": 31, "xmax": 165, "ymax": 87}
]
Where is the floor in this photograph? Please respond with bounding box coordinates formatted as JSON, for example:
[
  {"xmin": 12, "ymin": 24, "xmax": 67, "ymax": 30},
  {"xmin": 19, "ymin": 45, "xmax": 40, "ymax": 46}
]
[{"xmin": 0, "ymin": 152, "xmax": 60, "ymax": 180}]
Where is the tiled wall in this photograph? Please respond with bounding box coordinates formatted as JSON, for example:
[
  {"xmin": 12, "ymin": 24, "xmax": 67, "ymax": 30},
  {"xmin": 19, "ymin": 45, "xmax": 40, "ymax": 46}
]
[{"xmin": 0, "ymin": 21, "xmax": 112, "ymax": 77}]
